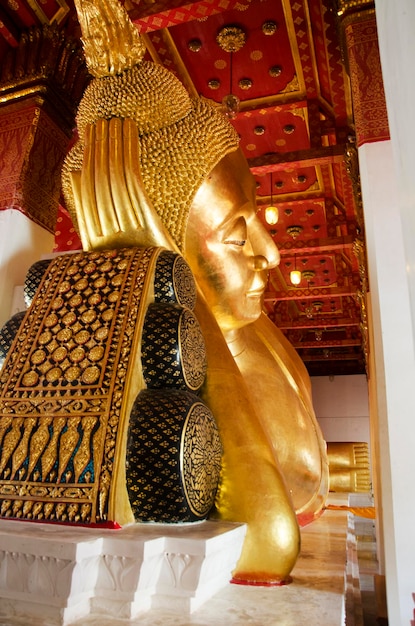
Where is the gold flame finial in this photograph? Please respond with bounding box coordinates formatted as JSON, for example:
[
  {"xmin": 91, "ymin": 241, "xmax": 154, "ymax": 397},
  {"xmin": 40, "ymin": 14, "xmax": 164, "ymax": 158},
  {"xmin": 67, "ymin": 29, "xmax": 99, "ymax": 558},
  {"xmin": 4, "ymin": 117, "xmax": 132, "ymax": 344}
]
[{"xmin": 74, "ymin": 0, "xmax": 146, "ymax": 77}]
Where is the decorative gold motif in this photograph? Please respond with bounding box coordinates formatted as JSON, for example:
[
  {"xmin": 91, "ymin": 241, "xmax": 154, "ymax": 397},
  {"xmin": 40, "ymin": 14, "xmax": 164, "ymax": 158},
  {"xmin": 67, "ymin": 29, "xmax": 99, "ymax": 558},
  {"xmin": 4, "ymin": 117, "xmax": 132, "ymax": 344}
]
[
  {"xmin": 353, "ymin": 237, "xmax": 369, "ymax": 371},
  {"xmin": 216, "ymin": 25, "xmax": 246, "ymax": 53},
  {"xmin": 208, "ymin": 79, "xmax": 220, "ymax": 90},
  {"xmin": 286, "ymin": 225, "xmax": 303, "ymax": 238},
  {"xmin": 302, "ymin": 270, "xmax": 316, "ymax": 281},
  {"xmin": 344, "ymin": 141, "xmax": 365, "ymax": 233},
  {"xmin": 181, "ymin": 402, "xmax": 222, "ymax": 516},
  {"xmin": 239, "ymin": 78, "xmax": 253, "ymax": 90},
  {"xmin": 262, "ymin": 20, "xmax": 278, "ymax": 36},
  {"xmin": 73, "ymin": 416, "xmax": 98, "ymax": 482},
  {"xmin": 180, "ymin": 310, "xmax": 208, "ymax": 390},
  {"xmin": 126, "ymin": 390, "xmax": 220, "ymax": 522},
  {"xmin": 188, "ymin": 39, "xmax": 202, "ymax": 52},
  {"xmin": 281, "ymin": 74, "xmax": 300, "ymax": 93},
  {"xmin": 141, "ymin": 304, "xmax": 207, "ymax": 392},
  {"xmin": 269, "ymin": 65, "xmax": 282, "ymax": 78},
  {"xmin": 153, "ymin": 251, "xmax": 197, "ymax": 310},
  {"xmin": 0, "ymin": 247, "xmax": 161, "ymax": 524},
  {"xmin": 27, "ymin": 416, "xmax": 53, "ymax": 477},
  {"xmin": 11, "ymin": 417, "xmax": 37, "ymax": 480}
]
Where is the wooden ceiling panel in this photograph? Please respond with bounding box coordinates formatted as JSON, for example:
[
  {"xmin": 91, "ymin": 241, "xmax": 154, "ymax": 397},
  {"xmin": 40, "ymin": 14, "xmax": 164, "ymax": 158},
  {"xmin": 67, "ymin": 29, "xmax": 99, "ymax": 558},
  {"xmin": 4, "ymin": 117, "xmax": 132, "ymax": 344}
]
[
  {"xmin": 232, "ymin": 107, "xmax": 310, "ymax": 161},
  {"xmin": 167, "ymin": 0, "xmax": 296, "ymax": 103}
]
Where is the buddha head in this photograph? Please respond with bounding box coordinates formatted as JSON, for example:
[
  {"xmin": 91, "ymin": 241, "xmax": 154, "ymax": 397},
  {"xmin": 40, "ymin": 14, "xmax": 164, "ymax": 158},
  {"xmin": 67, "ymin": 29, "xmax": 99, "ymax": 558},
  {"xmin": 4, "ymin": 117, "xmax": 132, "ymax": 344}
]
[{"xmin": 63, "ymin": 0, "xmax": 280, "ymax": 332}]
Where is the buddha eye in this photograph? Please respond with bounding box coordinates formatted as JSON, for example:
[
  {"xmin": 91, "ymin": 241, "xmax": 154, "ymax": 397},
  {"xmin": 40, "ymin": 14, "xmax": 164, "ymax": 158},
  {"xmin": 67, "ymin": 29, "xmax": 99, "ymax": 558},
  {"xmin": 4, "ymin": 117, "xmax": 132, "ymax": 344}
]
[
  {"xmin": 224, "ymin": 239, "xmax": 246, "ymax": 247},
  {"xmin": 222, "ymin": 217, "xmax": 247, "ymax": 247}
]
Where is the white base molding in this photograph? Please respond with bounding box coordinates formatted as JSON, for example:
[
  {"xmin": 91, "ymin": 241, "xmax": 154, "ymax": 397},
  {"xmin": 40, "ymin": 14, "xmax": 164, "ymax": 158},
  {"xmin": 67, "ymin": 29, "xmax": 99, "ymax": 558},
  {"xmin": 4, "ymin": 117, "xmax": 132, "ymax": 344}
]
[
  {"xmin": 0, "ymin": 497, "xmax": 367, "ymax": 626},
  {"xmin": 0, "ymin": 518, "xmax": 246, "ymax": 625}
]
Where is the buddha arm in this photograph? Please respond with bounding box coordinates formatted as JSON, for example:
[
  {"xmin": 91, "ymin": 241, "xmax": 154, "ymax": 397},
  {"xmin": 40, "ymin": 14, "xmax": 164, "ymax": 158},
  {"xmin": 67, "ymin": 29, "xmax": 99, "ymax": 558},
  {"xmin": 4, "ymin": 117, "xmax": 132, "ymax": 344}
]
[{"xmin": 194, "ymin": 297, "xmax": 300, "ymax": 584}]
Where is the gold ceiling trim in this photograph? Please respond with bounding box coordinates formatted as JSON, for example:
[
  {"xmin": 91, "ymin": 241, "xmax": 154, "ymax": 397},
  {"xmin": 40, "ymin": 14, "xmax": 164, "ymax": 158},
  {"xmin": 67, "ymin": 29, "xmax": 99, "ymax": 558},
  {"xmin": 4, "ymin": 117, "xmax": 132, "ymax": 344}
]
[
  {"xmin": 237, "ymin": 87, "xmax": 306, "ymax": 113},
  {"xmin": 26, "ymin": 0, "xmax": 70, "ymax": 25},
  {"xmin": 281, "ymin": 0, "xmax": 308, "ymax": 100}
]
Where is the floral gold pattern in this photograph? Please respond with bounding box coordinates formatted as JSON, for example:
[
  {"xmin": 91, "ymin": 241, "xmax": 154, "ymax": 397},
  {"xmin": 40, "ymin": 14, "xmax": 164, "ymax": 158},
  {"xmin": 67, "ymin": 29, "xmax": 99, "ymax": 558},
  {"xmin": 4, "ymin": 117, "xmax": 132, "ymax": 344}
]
[
  {"xmin": 126, "ymin": 389, "xmax": 221, "ymax": 522},
  {"xmin": 0, "ymin": 246, "xmax": 158, "ymax": 524}
]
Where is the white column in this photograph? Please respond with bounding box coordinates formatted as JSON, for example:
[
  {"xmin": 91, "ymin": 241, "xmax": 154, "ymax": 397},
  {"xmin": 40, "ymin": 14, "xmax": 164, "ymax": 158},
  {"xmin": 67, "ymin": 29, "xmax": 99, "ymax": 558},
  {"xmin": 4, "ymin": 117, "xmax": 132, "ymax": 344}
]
[
  {"xmin": 359, "ymin": 138, "xmax": 415, "ymax": 625},
  {"xmin": 370, "ymin": 2, "xmax": 415, "ymax": 623},
  {"xmin": 0, "ymin": 209, "xmax": 54, "ymax": 328},
  {"xmin": 375, "ymin": 0, "xmax": 415, "ymax": 337}
]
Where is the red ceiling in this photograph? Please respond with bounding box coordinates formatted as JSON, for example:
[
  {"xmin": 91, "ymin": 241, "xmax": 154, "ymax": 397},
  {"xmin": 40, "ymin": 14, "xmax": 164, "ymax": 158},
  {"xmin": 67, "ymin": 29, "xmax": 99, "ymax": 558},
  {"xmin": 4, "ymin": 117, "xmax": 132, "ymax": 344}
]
[{"xmin": 0, "ymin": 0, "xmax": 370, "ymax": 376}]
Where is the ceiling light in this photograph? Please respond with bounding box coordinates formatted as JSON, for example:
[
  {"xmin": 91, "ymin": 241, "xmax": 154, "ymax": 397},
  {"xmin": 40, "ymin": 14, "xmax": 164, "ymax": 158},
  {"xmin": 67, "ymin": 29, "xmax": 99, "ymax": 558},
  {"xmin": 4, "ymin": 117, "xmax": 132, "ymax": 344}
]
[
  {"xmin": 290, "ymin": 270, "xmax": 302, "ymax": 285},
  {"xmin": 265, "ymin": 207, "xmax": 278, "ymax": 225},
  {"xmin": 290, "ymin": 254, "xmax": 301, "ymax": 285},
  {"xmin": 265, "ymin": 172, "xmax": 278, "ymax": 225}
]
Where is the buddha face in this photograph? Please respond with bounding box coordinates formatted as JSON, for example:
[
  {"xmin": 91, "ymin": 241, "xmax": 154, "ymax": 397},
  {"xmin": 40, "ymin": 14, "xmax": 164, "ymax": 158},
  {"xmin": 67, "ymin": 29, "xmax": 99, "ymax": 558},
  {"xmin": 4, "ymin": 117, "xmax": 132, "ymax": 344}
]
[{"xmin": 184, "ymin": 149, "xmax": 280, "ymax": 333}]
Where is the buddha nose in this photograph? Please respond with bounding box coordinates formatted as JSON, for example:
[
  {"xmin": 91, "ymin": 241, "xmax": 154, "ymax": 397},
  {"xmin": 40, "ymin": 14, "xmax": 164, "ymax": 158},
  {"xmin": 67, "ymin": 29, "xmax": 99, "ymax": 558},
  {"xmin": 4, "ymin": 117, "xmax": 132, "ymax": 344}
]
[
  {"xmin": 249, "ymin": 255, "xmax": 269, "ymax": 271},
  {"xmin": 250, "ymin": 221, "xmax": 280, "ymax": 269}
]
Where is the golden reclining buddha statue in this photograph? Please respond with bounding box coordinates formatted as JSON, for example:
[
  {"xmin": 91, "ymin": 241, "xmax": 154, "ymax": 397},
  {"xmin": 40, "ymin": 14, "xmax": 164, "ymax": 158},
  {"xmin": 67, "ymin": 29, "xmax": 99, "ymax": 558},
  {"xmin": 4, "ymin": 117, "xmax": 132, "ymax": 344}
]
[{"xmin": 0, "ymin": 0, "xmax": 329, "ymax": 586}]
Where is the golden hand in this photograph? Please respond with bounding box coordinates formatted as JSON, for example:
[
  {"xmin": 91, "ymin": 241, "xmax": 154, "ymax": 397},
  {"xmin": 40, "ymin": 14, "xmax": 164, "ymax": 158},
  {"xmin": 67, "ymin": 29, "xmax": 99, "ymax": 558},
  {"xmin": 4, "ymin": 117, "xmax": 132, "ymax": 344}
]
[{"xmin": 69, "ymin": 118, "xmax": 177, "ymax": 252}]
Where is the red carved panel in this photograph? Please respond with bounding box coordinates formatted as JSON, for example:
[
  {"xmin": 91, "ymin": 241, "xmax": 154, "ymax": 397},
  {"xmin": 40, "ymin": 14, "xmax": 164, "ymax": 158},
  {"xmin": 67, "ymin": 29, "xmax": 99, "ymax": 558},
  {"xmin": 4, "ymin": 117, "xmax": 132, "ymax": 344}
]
[
  {"xmin": 344, "ymin": 15, "xmax": 389, "ymax": 146},
  {"xmin": 0, "ymin": 98, "xmax": 70, "ymax": 232},
  {"xmin": 0, "ymin": 102, "xmax": 38, "ymax": 212}
]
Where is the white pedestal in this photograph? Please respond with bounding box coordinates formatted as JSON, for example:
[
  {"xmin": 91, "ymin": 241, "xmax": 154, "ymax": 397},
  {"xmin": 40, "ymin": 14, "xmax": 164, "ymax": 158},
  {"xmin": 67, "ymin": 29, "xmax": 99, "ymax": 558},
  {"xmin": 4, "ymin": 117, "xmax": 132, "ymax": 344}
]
[
  {"xmin": 0, "ymin": 519, "xmax": 246, "ymax": 625},
  {"xmin": 0, "ymin": 499, "xmax": 366, "ymax": 626}
]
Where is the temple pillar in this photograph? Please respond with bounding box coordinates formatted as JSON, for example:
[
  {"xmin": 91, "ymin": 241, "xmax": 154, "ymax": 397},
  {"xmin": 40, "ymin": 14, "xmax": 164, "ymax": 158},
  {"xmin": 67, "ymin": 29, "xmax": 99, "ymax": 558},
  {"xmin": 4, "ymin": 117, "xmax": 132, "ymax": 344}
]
[
  {"xmin": 337, "ymin": 0, "xmax": 387, "ymax": 578},
  {"xmin": 339, "ymin": 0, "xmax": 415, "ymax": 623},
  {"xmin": 0, "ymin": 25, "xmax": 88, "ymax": 326}
]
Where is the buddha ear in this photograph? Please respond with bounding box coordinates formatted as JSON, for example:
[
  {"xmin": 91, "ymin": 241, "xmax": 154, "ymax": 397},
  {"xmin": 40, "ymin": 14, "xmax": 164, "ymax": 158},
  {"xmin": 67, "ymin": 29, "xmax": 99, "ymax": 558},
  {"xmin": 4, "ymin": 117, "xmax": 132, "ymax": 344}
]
[{"xmin": 69, "ymin": 118, "xmax": 177, "ymax": 252}]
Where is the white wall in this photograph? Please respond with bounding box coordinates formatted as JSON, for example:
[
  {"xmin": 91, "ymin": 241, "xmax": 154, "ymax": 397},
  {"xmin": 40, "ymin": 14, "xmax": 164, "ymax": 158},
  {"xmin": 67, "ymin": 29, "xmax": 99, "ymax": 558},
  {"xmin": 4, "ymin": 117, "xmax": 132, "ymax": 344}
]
[
  {"xmin": 311, "ymin": 375, "xmax": 370, "ymax": 443},
  {"xmin": 0, "ymin": 209, "xmax": 54, "ymax": 327}
]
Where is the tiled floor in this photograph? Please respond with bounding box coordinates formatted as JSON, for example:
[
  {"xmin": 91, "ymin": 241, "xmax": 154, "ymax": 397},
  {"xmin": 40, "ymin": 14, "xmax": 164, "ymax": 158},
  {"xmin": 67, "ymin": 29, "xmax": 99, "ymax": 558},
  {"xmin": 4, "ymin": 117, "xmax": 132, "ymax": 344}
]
[{"xmin": 354, "ymin": 510, "xmax": 384, "ymax": 626}]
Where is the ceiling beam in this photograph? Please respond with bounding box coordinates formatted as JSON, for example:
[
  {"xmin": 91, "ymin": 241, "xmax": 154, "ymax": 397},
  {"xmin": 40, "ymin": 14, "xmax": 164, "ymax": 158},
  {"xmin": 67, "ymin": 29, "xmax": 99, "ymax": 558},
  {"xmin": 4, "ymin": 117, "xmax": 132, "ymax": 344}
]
[
  {"xmin": 290, "ymin": 339, "xmax": 362, "ymax": 349},
  {"xmin": 300, "ymin": 352, "xmax": 364, "ymax": 362},
  {"xmin": 277, "ymin": 235, "xmax": 356, "ymax": 254},
  {"xmin": 275, "ymin": 317, "xmax": 361, "ymax": 330},
  {"xmin": 248, "ymin": 145, "xmax": 346, "ymax": 172},
  {"xmin": 264, "ymin": 285, "xmax": 359, "ymax": 301},
  {"xmin": 0, "ymin": 7, "xmax": 19, "ymax": 47}
]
